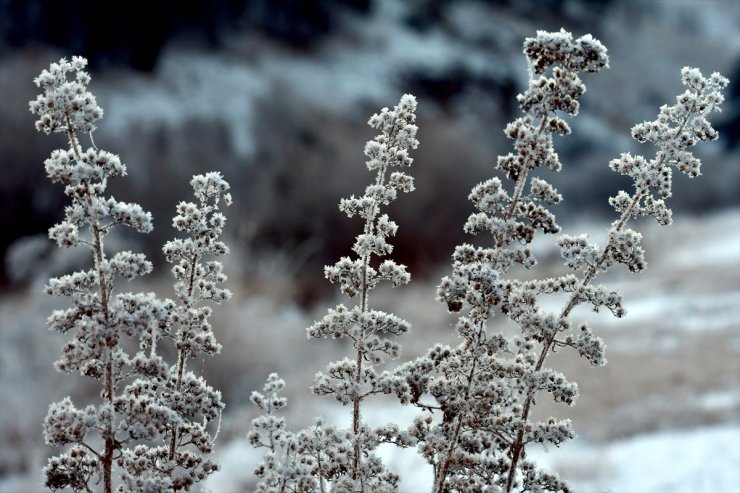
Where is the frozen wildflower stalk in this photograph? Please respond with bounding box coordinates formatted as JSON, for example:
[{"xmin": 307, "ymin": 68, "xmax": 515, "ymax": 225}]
[
  {"xmin": 392, "ymin": 30, "xmax": 610, "ymax": 492},
  {"xmin": 300, "ymin": 94, "xmax": 419, "ymax": 492},
  {"xmin": 116, "ymin": 172, "xmax": 232, "ymax": 490},
  {"xmin": 296, "ymin": 94, "xmax": 419, "ymax": 492},
  {"xmin": 32, "ymin": 57, "xmax": 233, "ymax": 493},
  {"xmin": 514, "ymin": 66, "xmax": 728, "ymax": 493},
  {"xmin": 249, "ymin": 374, "xmax": 317, "ymax": 492},
  {"xmin": 399, "ymin": 32, "xmax": 728, "ymax": 492},
  {"xmin": 31, "ymin": 57, "xmax": 165, "ymax": 493}
]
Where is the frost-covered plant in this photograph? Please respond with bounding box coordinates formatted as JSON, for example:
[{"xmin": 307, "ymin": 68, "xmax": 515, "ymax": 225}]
[
  {"xmin": 251, "ymin": 95, "xmax": 420, "ymax": 492},
  {"xmin": 31, "ymin": 56, "xmax": 161, "ymax": 493},
  {"xmin": 116, "ymin": 172, "xmax": 232, "ymax": 491},
  {"xmin": 160, "ymin": 172, "xmax": 231, "ymax": 488},
  {"xmin": 393, "ymin": 30, "xmax": 728, "ymax": 492},
  {"xmin": 306, "ymin": 94, "xmax": 419, "ymax": 492},
  {"xmin": 390, "ymin": 30, "xmax": 609, "ymax": 492},
  {"xmin": 249, "ymin": 373, "xmax": 317, "ymax": 492},
  {"xmin": 32, "ymin": 57, "xmax": 232, "ymax": 493}
]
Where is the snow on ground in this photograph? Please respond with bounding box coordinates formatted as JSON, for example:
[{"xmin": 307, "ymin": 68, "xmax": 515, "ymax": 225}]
[
  {"xmin": 531, "ymin": 424, "xmax": 740, "ymax": 493},
  {"xmin": 697, "ymin": 389, "xmax": 740, "ymax": 412},
  {"xmin": 206, "ymin": 401, "xmax": 740, "ymax": 493}
]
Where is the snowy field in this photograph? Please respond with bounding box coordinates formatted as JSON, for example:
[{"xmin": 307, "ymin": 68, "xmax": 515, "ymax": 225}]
[{"xmin": 2, "ymin": 1, "xmax": 738, "ymax": 491}]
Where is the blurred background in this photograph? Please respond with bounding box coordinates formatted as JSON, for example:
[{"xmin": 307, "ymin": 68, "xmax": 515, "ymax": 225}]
[{"xmin": 1, "ymin": 0, "xmax": 738, "ymax": 491}]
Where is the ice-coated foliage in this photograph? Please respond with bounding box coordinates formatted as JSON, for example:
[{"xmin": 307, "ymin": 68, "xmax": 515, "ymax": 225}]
[
  {"xmin": 33, "ymin": 33, "xmax": 729, "ymax": 493},
  {"xmin": 249, "ymin": 374, "xmax": 317, "ymax": 492},
  {"xmin": 32, "ymin": 57, "xmax": 231, "ymax": 493},
  {"xmin": 251, "ymin": 95, "xmax": 420, "ymax": 492},
  {"xmin": 29, "ymin": 56, "xmax": 103, "ymax": 136},
  {"xmin": 33, "ymin": 56, "xmax": 158, "ymax": 493},
  {"xmin": 387, "ymin": 30, "xmax": 610, "ymax": 493},
  {"xmin": 388, "ymin": 30, "xmax": 728, "ymax": 493},
  {"xmin": 116, "ymin": 172, "xmax": 232, "ymax": 491}
]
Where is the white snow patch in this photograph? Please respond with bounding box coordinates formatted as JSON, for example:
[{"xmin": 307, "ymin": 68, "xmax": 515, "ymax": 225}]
[
  {"xmin": 531, "ymin": 424, "xmax": 740, "ymax": 493},
  {"xmin": 207, "ymin": 422, "xmax": 740, "ymax": 492},
  {"xmin": 621, "ymin": 290, "xmax": 740, "ymax": 332},
  {"xmin": 205, "ymin": 390, "xmax": 740, "ymax": 492},
  {"xmin": 203, "ymin": 438, "xmax": 261, "ymax": 492},
  {"xmin": 697, "ymin": 390, "xmax": 740, "ymax": 412}
]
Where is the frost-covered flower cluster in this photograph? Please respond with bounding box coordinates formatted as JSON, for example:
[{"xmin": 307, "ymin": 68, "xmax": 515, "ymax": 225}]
[
  {"xmin": 116, "ymin": 172, "xmax": 232, "ymax": 491},
  {"xmin": 389, "ymin": 32, "xmax": 727, "ymax": 493},
  {"xmin": 249, "ymin": 374, "xmax": 317, "ymax": 492},
  {"xmin": 251, "ymin": 95, "xmax": 420, "ymax": 492},
  {"xmin": 385, "ymin": 30, "xmax": 610, "ymax": 493},
  {"xmin": 608, "ymin": 67, "xmax": 729, "ymax": 227},
  {"xmin": 32, "ymin": 57, "xmax": 231, "ymax": 493},
  {"xmin": 29, "ymin": 56, "xmax": 103, "ymax": 136}
]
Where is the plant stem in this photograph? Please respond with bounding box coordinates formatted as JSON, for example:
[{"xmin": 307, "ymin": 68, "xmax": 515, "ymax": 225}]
[
  {"xmin": 352, "ymin": 240, "xmax": 371, "ymax": 487},
  {"xmin": 432, "ymin": 336, "xmax": 481, "ymax": 493},
  {"xmin": 65, "ymin": 113, "xmax": 82, "ymax": 160},
  {"xmin": 503, "ymin": 189, "xmax": 643, "ymax": 492},
  {"xmin": 93, "ymin": 225, "xmax": 114, "ymax": 493},
  {"xmin": 433, "ymin": 114, "xmax": 548, "ymax": 492},
  {"xmin": 70, "ymin": 112, "xmax": 114, "ymax": 493},
  {"xmin": 170, "ymin": 253, "xmax": 198, "ymax": 462},
  {"xmin": 350, "ymin": 129, "xmax": 395, "ymax": 486}
]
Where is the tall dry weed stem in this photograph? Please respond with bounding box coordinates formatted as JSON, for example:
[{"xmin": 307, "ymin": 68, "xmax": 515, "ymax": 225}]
[
  {"xmin": 393, "ymin": 31, "xmax": 729, "ymax": 492},
  {"xmin": 32, "ymin": 57, "xmax": 231, "ymax": 492},
  {"xmin": 251, "ymin": 94, "xmax": 420, "ymax": 492}
]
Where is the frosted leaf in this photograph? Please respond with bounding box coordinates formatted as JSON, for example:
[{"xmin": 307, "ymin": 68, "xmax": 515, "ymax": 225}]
[
  {"xmin": 641, "ymin": 196, "xmax": 673, "ymax": 226},
  {"xmin": 523, "ymin": 29, "xmax": 608, "ymax": 76},
  {"xmin": 377, "ymin": 259, "xmax": 410, "ymax": 287},
  {"xmin": 566, "ymin": 323, "xmax": 607, "ymax": 366},
  {"xmin": 529, "ymin": 178, "xmax": 562, "ymax": 204},
  {"xmin": 109, "ymin": 199, "xmax": 153, "ymax": 233},
  {"xmin": 43, "ymin": 397, "xmax": 91, "ymax": 446},
  {"xmin": 579, "ymin": 284, "xmax": 625, "ymax": 318},
  {"xmin": 44, "ymin": 445, "xmax": 99, "ymax": 492},
  {"xmin": 45, "ymin": 270, "xmax": 96, "ymax": 297},
  {"xmin": 109, "ymin": 251, "xmax": 153, "ymax": 279}
]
